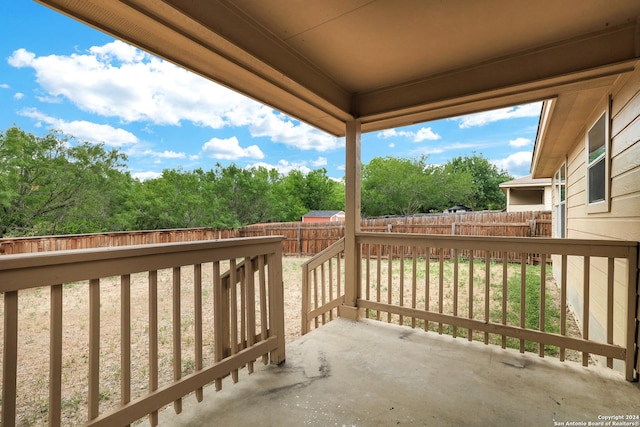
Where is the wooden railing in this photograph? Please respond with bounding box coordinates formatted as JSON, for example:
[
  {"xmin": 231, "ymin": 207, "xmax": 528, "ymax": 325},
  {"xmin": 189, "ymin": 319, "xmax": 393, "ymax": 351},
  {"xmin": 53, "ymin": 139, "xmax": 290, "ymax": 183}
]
[
  {"xmin": 357, "ymin": 233, "xmax": 638, "ymax": 381},
  {"xmin": 301, "ymin": 233, "xmax": 639, "ymax": 381},
  {"xmin": 0, "ymin": 236, "xmax": 285, "ymax": 426},
  {"xmin": 301, "ymin": 238, "xmax": 345, "ymax": 334}
]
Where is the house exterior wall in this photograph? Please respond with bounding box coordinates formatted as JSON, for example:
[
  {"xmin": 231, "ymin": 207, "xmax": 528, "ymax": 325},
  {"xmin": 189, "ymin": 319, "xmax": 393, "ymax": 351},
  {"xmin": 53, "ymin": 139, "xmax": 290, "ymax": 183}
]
[
  {"xmin": 505, "ymin": 187, "xmax": 552, "ymax": 212},
  {"xmin": 302, "ymin": 212, "xmax": 345, "ymax": 223},
  {"xmin": 551, "ymin": 68, "xmax": 640, "ymax": 369},
  {"xmin": 302, "ymin": 216, "xmax": 329, "ymax": 223}
]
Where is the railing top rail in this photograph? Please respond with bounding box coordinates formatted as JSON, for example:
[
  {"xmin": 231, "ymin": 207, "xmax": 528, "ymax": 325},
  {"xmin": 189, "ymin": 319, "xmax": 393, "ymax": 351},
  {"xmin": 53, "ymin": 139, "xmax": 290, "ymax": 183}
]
[
  {"xmin": 0, "ymin": 236, "xmax": 284, "ymax": 292},
  {"xmin": 303, "ymin": 237, "xmax": 345, "ymax": 271},
  {"xmin": 356, "ymin": 232, "xmax": 639, "ymax": 258}
]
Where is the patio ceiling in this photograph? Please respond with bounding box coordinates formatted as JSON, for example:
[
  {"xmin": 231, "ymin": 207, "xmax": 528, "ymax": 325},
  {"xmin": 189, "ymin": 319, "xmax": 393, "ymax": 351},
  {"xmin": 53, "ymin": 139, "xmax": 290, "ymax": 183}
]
[{"xmin": 36, "ymin": 0, "xmax": 640, "ymax": 138}]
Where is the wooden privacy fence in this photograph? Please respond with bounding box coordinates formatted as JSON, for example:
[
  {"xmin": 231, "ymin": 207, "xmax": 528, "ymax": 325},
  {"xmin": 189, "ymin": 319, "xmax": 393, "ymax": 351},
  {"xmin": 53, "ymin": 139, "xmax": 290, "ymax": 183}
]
[
  {"xmin": 0, "ymin": 211, "xmax": 551, "ymax": 257},
  {"xmin": 0, "ymin": 236, "xmax": 285, "ymax": 426},
  {"xmin": 0, "ymin": 228, "xmax": 237, "ymax": 255},
  {"xmin": 241, "ymin": 211, "xmax": 552, "ymax": 256}
]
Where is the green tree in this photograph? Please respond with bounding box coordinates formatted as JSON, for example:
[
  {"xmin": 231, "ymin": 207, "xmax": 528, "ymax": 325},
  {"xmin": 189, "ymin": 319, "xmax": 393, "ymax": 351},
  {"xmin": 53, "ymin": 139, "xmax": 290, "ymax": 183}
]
[
  {"xmin": 361, "ymin": 156, "xmax": 467, "ymax": 216},
  {"xmin": 445, "ymin": 154, "xmax": 512, "ymax": 210},
  {"xmin": 281, "ymin": 168, "xmax": 344, "ymax": 219},
  {"xmin": 0, "ymin": 127, "xmax": 127, "ymax": 236}
]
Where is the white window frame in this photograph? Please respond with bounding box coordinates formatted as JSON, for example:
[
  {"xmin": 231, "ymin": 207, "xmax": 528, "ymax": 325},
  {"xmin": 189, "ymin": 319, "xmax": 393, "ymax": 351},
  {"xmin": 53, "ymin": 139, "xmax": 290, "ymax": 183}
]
[
  {"xmin": 554, "ymin": 163, "xmax": 566, "ymax": 238},
  {"xmin": 585, "ymin": 98, "xmax": 611, "ymax": 214}
]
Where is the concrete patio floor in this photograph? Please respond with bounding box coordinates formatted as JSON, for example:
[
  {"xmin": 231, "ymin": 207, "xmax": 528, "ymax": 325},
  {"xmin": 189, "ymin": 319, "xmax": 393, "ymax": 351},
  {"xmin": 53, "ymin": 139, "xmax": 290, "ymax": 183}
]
[{"xmin": 157, "ymin": 318, "xmax": 640, "ymax": 426}]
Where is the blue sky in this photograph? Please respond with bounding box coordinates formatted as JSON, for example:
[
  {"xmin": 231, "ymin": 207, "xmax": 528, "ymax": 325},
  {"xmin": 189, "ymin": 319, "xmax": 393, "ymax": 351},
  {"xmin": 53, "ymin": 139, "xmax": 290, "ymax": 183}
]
[{"xmin": 1, "ymin": 2, "xmax": 541, "ymax": 181}]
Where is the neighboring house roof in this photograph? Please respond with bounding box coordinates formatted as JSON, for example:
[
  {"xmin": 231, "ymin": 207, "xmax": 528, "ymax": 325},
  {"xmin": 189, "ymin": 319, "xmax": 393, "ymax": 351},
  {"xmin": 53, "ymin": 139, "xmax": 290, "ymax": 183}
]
[
  {"xmin": 500, "ymin": 176, "xmax": 552, "ymax": 191},
  {"xmin": 302, "ymin": 210, "xmax": 345, "ymax": 218}
]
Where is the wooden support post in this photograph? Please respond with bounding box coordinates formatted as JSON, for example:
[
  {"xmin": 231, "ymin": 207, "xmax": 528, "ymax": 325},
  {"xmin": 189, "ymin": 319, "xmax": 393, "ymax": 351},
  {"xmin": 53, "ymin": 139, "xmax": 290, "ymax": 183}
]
[{"xmin": 341, "ymin": 119, "xmax": 362, "ymax": 321}]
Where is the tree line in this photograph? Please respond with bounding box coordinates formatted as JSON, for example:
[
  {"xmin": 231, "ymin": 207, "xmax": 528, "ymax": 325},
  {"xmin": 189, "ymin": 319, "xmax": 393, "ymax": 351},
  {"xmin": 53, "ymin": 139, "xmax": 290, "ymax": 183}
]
[{"xmin": 0, "ymin": 127, "xmax": 511, "ymax": 237}]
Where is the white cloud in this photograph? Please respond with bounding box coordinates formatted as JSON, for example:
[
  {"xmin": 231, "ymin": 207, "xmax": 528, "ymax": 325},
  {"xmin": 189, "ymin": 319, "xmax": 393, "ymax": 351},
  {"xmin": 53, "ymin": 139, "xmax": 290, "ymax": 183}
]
[
  {"xmin": 414, "ymin": 127, "xmax": 441, "ymax": 142},
  {"xmin": 8, "ymin": 41, "xmax": 342, "ymax": 152},
  {"xmin": 388, "ymin": 142, "xmax": 395, "ymax": 148},
  {"xmin": 17, "ymin": 108, "xmax": 138, "ymax": 146},
  {"xmin": 456, "ymin": 103, "xmax": 542, "ymax": 128},
  {"xmin": 13, "ymin": 92, "xmax": 24, "ymax": 100},
  {"xmin": 246, "ymin": 157, "xmax": 331, "ymax": 175},
  {"xmin": 246, "ymin": 111, "xmax": 343, "ymax": 151},
  {"xmin": 509, "ymin": 137, "xmax": 531, "ymax": 148},
  {"xmin": 310, "ymin": 157, "xmax": 328, "ymax": 167},
  {"xmin": 246, "ymin": 160, "xmax": 311, "ymax": 175},
  {"xmin": 411, "ymin": 146, "xmax": 444, "ymax": 155},
  {"xmin": 7, "ymin": 48, "xmax": 35, "ymax": 67},
  {"xmin": 141, "ymin": 149, "xmax": 186, "ymax": 159},
  {"xmin": 410, "ymin": 142, "xmax": 483, "ymax": 157},
  {"xmin": 377, "ymin": 126, "xmax": 440, "ymax": 142},
  {"xmin": 0, "ymin": 83, "xmax": 9, "ymax": 89},
  {"xmin": 379, "ymin": 129, "xmax": 406, "ymax": 138},
  {"xmin": 132, "ymin": 171, "xmax": 162, "ymax": 181},
  {"xmin": 492, "ymin": 151, "xmax": 532, "ymax": 173},
  {"xmin": 36, "ymin": 95, "xmax": 63, "ymax": 103},
  {"xmin": 201, "ymin": 136, "xmax": 264, "ymax": 160}
]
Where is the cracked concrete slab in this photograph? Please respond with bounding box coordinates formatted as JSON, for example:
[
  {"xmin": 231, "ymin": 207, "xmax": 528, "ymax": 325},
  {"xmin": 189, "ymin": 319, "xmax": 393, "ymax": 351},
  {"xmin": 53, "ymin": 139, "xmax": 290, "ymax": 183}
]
[{"xmin": 155, "ymin": 318, "xmax": 640, "ymax": 426}]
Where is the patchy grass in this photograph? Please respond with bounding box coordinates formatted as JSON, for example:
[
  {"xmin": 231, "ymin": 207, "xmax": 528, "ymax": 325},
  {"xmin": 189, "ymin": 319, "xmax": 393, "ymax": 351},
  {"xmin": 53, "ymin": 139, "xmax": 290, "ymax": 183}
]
[{"xmin": 361, "ymin": 256, "xmax": 581, "ymax": 359}]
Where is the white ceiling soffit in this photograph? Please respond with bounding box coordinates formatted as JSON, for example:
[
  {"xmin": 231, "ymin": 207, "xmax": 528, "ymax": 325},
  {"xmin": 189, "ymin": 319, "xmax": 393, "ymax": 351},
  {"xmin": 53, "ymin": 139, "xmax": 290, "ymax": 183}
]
[{"xmin": 36, "ymin": 0, "xmax": 640, "ymax": 136}]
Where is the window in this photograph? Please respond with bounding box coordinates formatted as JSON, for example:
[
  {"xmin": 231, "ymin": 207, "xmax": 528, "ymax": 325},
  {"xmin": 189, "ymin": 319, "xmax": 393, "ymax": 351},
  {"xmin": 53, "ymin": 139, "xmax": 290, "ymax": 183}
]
[
  {"xmin": 586, "ymin": 105, "xmax": 610, "ymax": 213},
  {"xmin": 554, "ymin": 164, "xmax": 566, "ymax": 238}
]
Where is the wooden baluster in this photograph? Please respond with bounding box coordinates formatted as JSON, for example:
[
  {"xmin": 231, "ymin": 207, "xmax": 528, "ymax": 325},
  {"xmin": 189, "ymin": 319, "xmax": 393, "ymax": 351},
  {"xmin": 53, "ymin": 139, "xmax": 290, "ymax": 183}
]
[
  {"xmin": 411, "ymin": 249, "xmax": 417, "ymax": 328},
  {"xmin": 485, "ymin": 252, "xmax": 491, "ymax": 345},
  {"xmin": 438, "ymin": 249, "xmax": 444, "ymax": 335},
  {"xmin": 88, "ymin": 279, "xmax": 100, "ymax": 421},
  {"xmin": 149, "ymin": 270, "xmax": 159, "ymax": 426},
  {"xmin": 582, "ymin": 257, "xmax": 590, "ymax": 366},
  {"xmin": 376, "ymin": 245, "xmax": 382, "ymax": 320},
  {"xmin": 245, "ymin": 257, "xmax": 256, "ymax": 374},
  {"xmin": 172, "ymin": 267, "xmax": 182, "ymax": 413},
  {"xmin": 501, "ymin": 252, "xmax": 508, "ymax": 349},
  {"xmin": 539, "ymin": 254, "xmax": 546, "ymax": 357},
  {"xmin": 520, "ymin": 254, "xmax": 526, "ymax": 354},
  {"xmin": 50, "ymin": 285, "xmax": 63, "ymax": 427},
  {"xmin": 121, "ymin": 274, "xmax": 131, "ymax": 426},
  {"xmin": 425, "ymin": 248, "xmax": 430, "ymax": 331},
  {"xmin": 559, "ymin": 256, "xmax": 567, "ymax": 362},
  {"xmin": 452, "ymin": 249, "xmax": 458, "ymax": 338},
  {"xmin": 468, "ymin": 251, "xmax": 474, "ymax": 341},
  {"xmin": 3, "ymin": 291, "xmax": 18, "ymax": 427},
  {"xmin": 194, "ymin": 264, "xmax": 203, "ymax": 401},
  {"xmin": 213, "ymin": 261, "xmax": 224, "ymax": 391},
  {"xmin": 229, "ymin": 259, "xmax": 239, "ymax": 382},
  {"xmin": 399, "ymin": 248, "xmax": 405, "ymax": 326},
  {"xmin": 259, "ymin": 256, "xmax": 269, "ymax": 364},
  {"xmin": 606, "ymin": 257, "xmax": 614, "ymax": 369}
]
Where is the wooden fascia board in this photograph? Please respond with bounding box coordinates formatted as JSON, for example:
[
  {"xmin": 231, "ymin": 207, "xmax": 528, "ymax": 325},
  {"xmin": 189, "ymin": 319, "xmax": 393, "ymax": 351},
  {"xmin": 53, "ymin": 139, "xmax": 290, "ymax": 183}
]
[
  {"xmin": 357, "ymin": 22, "xmax": 639, "ymax": 132},
  {"xmin": 531, "ymin": 98, "xmax": 557, "ymax": 178}
]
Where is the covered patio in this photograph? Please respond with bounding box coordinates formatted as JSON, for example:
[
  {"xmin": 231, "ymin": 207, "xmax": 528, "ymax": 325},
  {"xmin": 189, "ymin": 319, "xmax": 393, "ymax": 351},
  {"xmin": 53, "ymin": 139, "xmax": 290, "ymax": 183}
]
[
  {"xmin": 2, "ymin": 0, "xmax": 639, "ymax": 425},
  {"xmin": 160, "ymin": 319, "xmax": 640, "ymax": 426}
]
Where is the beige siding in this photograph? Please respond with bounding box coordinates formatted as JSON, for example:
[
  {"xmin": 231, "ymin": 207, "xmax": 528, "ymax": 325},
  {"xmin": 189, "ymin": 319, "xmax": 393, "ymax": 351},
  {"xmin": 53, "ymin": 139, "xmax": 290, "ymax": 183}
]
[
  {"xmin": 543, "ymin": 186, "xmax": 553, "ymax": 210},
  {"xmin": 558, "ymin": 68, "xmax": 640, "ymax": 368}
]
